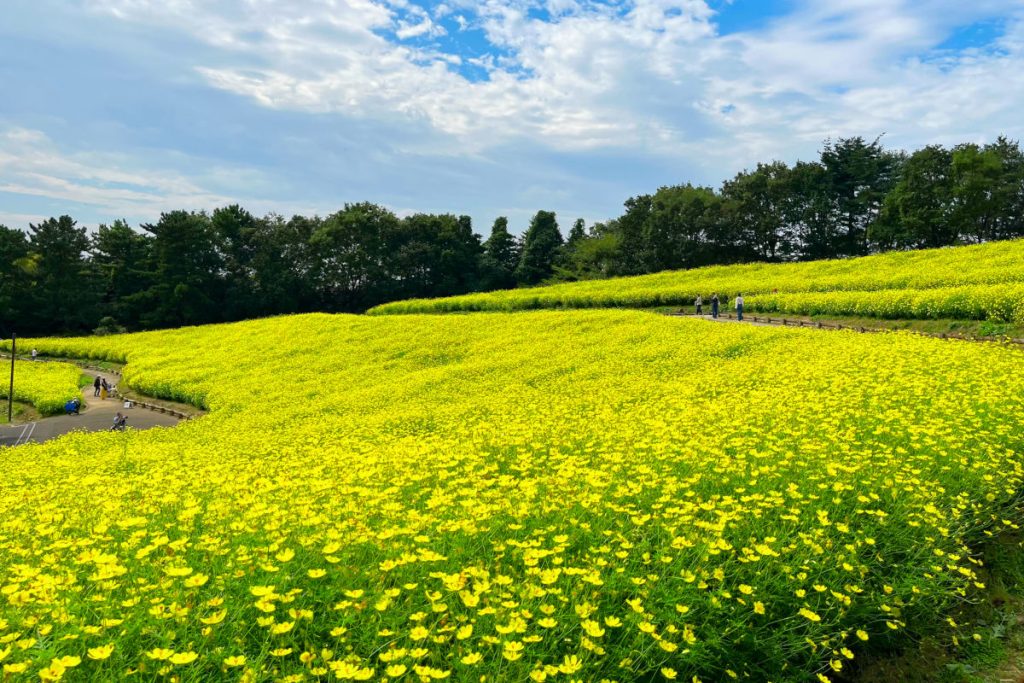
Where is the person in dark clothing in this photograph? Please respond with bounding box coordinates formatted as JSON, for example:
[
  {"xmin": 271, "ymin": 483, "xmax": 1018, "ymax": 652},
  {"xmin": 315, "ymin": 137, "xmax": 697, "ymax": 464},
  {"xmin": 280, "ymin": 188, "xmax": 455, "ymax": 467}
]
[
  {"xmin": 711, "ymin": 294, "xmax": 720, "ymax": 319},
  {"xmin": 93, "ymin": 376, "xmax": 101, "ymax": 397}
]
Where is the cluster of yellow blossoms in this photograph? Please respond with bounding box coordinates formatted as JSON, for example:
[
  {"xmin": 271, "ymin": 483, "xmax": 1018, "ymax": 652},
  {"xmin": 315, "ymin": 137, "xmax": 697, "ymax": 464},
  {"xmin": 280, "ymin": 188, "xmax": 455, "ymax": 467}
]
[
  {"xmin": 1, "ymin": 311, "xmax": 1022, "ymax": 682},
  {"xmin": 0, "ymin": 360, "xmax": 82, "ymax": 416},
  {"xmin": 369, "ymin": 239, "xmax": 1024, "ymax": 323}
]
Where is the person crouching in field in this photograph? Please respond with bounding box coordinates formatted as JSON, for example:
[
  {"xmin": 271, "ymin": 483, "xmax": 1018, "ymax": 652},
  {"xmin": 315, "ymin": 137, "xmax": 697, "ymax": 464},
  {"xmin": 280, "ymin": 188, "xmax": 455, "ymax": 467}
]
[
  {"xmin": 735, "ymin": 293, "xmax": 745, "ymax": 321},
  {"xmin": 711, "ymin": 294, "xmax": 720, "ymax": 319},
  {"xmin": 695, "ymin": 294, "xmax": 703, "ymax": 316}
]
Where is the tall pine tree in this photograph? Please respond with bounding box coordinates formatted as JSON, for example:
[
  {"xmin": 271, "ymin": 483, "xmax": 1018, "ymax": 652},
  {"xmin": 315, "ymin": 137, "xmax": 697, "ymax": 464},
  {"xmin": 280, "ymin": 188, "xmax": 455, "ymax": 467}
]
[{"xmin": 516, "ymin": 211, "xmax": 562, "ymax": 285}]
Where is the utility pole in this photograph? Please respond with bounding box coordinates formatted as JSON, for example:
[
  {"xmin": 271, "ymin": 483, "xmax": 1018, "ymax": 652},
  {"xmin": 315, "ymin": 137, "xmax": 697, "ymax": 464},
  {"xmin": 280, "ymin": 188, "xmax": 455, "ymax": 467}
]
[{"xmin": 8, "ymin": 333, "xmax": 14, "ymax": 423}]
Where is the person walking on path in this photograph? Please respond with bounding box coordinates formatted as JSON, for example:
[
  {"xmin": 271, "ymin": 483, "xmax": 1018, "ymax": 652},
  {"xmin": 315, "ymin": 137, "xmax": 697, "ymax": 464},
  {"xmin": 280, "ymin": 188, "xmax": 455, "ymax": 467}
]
[
  {"xmin": 711, "ymin": 294, "xmax": 720, "ymax": 319},
  {"xmin": 31, "ymin": 348, "xmax": 38, "ymax": 361},
  {"xmin": 100, "ymin": 378, "xmax": 109, "ymax": 401},
  {"xmin": 735, "ymin": 293, "xmax": 745, "ymax": 321},
  {"xmin": 695, "ymin": 295, "xmax": 703, "ymax": 316},
  {"xmin": 93, "ymin": 376, "xmax": 101, "ymax": 397}
]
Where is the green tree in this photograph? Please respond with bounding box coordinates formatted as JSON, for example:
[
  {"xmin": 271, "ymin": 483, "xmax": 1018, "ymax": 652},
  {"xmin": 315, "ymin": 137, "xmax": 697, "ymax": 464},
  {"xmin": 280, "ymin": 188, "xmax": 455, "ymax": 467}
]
[
  {"xmin": 140, "ymin": 210, "xmax": 224, "ymax": 328},
  {"xmin": 388, "ymin": 213, "xmax": 483, "ymax": 300},
  {"xmin": 310, "ymin": 203, "xmax": 399, "ymax": 311},
  {"xmin": 553, "ymin": 221, "xmax": 621, "ymax": 281},
  {"xmin": 516, "ymin": 211, "xmax": 563, "ymax": 285},
  {"xmin": 250, "ymin": 213, "xmax": 320, "ymax": 315},
  {"xmin": 721, "ymin": 161, "xmax": 795, "ymax": 261},
  {"xmin": 872, "ymin": 145, "xmax": 956, "ymax": 249},
  {"xmin": 212, "ymin": 205, "xmax": 261, "ymax": 320},
  {"xmin": 481, "ymin": 216, "xmax": 520, "ymax": 289},
  {"xmin": 642, "ymin": 184, "xmax": 720, "ymax": 271},
  {"xmin": 788, "ymin": 161, "xmax": 837, "ymax": 261},
  {"xmin": 819, "ymin": 136, "xmax": 902, "ymax": 256},
  {"xmin": 0, "ymin": 226, "xmax": 31, "ymax": 337},
  {"xmin": 951, "ymin": 138, "xmax": 1024, "ymax": 242},
  {"xmin": 613, "ymin": 195, "xmax": 652, "ymax": 275},
  {"xmin": 25, "ymin": 216, "xmax": 99, "ymax": 334},
  {"xmin": 92, "ymin": 219, "xmax": 153, "ymax": 329}
]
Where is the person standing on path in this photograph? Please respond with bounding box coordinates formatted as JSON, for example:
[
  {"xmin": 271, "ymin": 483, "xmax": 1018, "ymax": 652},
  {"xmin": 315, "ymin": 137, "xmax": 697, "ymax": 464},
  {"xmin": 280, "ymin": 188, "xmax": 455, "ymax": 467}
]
[
  {"xmin": 735, "ymin": 293, "xmax": 745, "ymax": 321},
  {"xmin": 93, "ymin": 376, "xmax": 101, "ymax": 397},
  {"xmin": 31, "ymin": 348, "xmax": 38, "ymax": 361},
  {"xmin": 100, "ymin": 378, "xmax": 109, "ymax": 401},
  {"xmin": 711, "ymin": 294, "xmax": 720, "ymax": 319},
  {"xmin": 695, "ymin": 295, "xmax": 703, "ymax": 316}
]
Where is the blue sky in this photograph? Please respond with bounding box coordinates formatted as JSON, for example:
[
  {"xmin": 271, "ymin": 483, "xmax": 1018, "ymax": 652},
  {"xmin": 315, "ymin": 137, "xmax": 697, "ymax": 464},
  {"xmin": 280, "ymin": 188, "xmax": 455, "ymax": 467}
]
[{"xmin": 1, "ymin": 0, "xmax": 1022, "ymax": 235}]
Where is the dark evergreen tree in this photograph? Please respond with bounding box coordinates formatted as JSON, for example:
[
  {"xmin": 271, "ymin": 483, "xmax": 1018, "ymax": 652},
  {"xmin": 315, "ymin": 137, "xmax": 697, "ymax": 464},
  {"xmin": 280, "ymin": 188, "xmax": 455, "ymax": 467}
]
[
  {"xmin": 139, "ymin": 211, "xmax": 224, "ymax": 328},
  {"xmin": 481, "ymin": 217, "xmax": 520, "ymax": 289},
  {"xmin": 25, "ymin": 216, "xmax": 99, "ymax": 334},
  {"xmin": 516, "ymin": 211, "xmax": 563, "ymax": 285},
  {"xmin": 819, "ymin": 136, "xmax": 902, "ymax": 257},
  {"xmin": 92, "ymin": 219, "xmax": 153, "ymax": 329},
  {"xmin": 208, "ymin": 205, "xmax": 264, "ymax": 320},
  {"xmin": 0, "ymin": 226, "xmax": 31, "ymax": 338}
]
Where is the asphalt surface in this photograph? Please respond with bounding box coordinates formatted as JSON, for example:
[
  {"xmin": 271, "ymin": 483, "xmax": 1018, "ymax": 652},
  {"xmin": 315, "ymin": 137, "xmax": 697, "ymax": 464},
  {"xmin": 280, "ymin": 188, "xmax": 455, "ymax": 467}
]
[{"xmin": 0, "ymin": 370, "xmax": 181, "ymax": 447}]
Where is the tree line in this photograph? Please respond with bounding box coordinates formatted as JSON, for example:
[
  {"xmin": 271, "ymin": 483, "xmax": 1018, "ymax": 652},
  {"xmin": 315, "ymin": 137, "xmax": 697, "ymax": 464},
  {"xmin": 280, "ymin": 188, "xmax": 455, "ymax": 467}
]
[{"xmin": 2, "ymin": 135, "xmax": 1022, "ymax": 336}]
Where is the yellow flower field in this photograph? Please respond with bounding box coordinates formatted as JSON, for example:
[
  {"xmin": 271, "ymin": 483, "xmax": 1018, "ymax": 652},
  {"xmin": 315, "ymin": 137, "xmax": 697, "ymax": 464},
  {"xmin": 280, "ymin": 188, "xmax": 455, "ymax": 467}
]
[
  {"xmin": 0, "ymin": 360, "xmax": 83, "ymax": 416},
  {"xmin": 1, "ymin": 311, "xmax": 1023, "ymax": 682},
  {"xmin": 368, "ymin": 239, "xmax": 1024, "ymax": 323}
]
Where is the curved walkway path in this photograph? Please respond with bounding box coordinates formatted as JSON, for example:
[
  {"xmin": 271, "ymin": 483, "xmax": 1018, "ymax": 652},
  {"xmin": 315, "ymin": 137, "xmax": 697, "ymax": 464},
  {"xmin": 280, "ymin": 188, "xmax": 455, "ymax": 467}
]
[{"xmin": 0, "ymin": 369, "xmax": 180, "ymax": 447}]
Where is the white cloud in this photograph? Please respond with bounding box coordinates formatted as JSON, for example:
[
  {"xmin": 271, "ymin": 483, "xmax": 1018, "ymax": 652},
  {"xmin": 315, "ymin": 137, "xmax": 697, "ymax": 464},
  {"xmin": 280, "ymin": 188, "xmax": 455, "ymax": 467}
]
[
  {"xmin": 78, "ymin": 0, "xmax": 1024, "ymax": 169},
  {"xmin": 4, "ymin": 0, "xmax": 1023, "ymax": 231},
  {"xmin": 0, "ymin": 126, "xmax": 234, "ymax": 222}
]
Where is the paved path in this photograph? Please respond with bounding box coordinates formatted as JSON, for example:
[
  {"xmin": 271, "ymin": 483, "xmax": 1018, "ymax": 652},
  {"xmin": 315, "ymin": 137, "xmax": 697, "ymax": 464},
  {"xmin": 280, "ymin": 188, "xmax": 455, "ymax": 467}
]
[{"xmin": 0, "ymin": 370, "xmax": 180, "ymax": 447}]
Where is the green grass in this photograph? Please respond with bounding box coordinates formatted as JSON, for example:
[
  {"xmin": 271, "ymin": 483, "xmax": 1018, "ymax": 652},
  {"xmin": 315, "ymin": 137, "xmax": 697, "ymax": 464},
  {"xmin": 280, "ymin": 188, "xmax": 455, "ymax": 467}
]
[{"xmin": 0, "ymin": 400, "xmax": 32, "ymax": 424}]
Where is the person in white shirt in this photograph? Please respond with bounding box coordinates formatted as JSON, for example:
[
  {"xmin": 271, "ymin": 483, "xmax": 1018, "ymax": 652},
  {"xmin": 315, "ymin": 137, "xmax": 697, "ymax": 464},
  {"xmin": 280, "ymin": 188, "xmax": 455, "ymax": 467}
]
[
  {"xmin": 735, "ymin": 293, "xmax": 744, "ymax": 321},
  {"xmin": 695, "ymin": 294, "xmax": 703, "ymax": 316}
]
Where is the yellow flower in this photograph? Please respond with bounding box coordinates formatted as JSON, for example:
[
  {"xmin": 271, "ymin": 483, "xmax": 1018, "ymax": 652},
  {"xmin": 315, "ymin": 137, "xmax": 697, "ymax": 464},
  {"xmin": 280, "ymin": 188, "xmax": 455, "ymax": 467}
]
[
  {"xmin": 184, "ymin": 573, "xmax": 209, "ymax": 588},
  {"xmin": 661, "ymin": 667, "xmax": 677, "ymax": 680},
  {"xmin": 87, "ymin": 645, "xmax": 114, "ymax": 660},
  {"xmin": 224, "ymin": 655, "xmax": 247, "ymax": 667},
  {"xmin": 201, "ymin": 609, "xmax": 227, "ymax": 625},
  {"xmin": 271, "ymin": 621, "xmax": 295, "ymax": 635},
  {"xmin": 559, "ymin": 655, "xmax": 583, "ymax": 675},
  {"xmin": 170, "ymin": 652, "xmax": 199, "ymax": 665},
  {"xmin": 146, "ymin": 648, "xmax": 174, "ymax": 661},
  {"xmin": 460, "ymin": 652, "xmax": 482, "ymax": 665}
]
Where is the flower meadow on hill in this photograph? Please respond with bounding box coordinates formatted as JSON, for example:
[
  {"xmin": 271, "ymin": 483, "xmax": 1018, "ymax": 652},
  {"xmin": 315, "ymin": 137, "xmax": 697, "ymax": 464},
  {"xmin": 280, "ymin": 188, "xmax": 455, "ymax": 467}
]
[
  {"xmin": 0, "ymin": 360, "xmax": 83, "ymax": 416},
  {"xmin": 1, "ymin": 311, "xmax": 1023, "ymax": 682},
  {"xmin": 368, "ymin": 239, "xmax": 1024, "ymax": 322}
]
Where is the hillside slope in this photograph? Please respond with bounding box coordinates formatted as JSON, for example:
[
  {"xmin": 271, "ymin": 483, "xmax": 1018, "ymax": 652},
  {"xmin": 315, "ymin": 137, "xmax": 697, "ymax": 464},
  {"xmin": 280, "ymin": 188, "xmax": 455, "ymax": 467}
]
[
  {"xmin": 2, "ymin": 312, "xmax": 1023, "ymax": 681},
  {"xmin": 369, "ymin": 239, "xmax": 1024, "ymax": 323}
]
